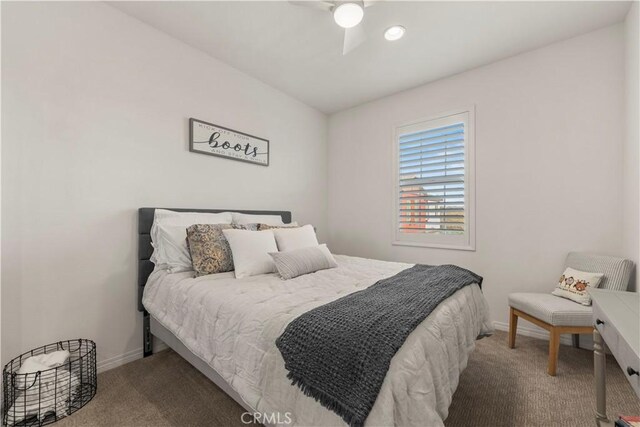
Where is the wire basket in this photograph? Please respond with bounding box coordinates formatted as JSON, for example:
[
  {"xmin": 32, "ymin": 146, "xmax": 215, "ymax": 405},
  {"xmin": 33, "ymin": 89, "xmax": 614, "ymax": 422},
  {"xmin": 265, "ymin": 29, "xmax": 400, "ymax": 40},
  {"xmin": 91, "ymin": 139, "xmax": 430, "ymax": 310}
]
[{"xmin": 2, "ymin": 339, "xmax": 97, "ymax": 427}]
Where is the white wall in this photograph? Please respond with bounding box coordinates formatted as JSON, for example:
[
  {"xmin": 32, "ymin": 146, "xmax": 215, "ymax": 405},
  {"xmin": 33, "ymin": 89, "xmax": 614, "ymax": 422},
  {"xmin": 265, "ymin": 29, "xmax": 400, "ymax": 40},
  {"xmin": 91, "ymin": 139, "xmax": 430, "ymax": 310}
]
[
  {"xmin": 327, "ymin": 25, "xmax": 626, "ymax": 330},
  {"xmin": 1, "ymin": 2, "xmax": 634, "ymax": 369},
  {"xmin": 1, "ymin": 2, "xmax": 327, "ymax": 368},
  {"xmin": 624, "ymin": 2, "xmax": 640, "ymax": 291}
]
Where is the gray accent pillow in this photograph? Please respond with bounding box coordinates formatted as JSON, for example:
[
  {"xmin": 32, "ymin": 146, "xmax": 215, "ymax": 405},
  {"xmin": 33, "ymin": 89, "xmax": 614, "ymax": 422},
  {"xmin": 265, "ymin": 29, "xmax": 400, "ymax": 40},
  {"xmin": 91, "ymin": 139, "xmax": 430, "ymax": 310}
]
[{"xmin": 269, "ymin": 244, "xmax": 338, "ymax": 280}]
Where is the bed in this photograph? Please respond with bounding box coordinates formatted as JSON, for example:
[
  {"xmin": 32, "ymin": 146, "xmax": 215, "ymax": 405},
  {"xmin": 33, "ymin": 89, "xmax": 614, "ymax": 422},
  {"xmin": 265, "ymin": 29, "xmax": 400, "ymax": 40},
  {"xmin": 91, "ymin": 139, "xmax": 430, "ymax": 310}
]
[{"xmin": 137, "ymin": 208, "xmax": 493, "ymax": 426}]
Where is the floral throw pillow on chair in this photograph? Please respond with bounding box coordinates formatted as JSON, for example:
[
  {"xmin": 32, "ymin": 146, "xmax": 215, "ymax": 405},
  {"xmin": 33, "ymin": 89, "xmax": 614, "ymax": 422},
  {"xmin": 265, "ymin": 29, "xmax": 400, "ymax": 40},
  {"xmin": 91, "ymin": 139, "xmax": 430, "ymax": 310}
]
[{"xmin": 551, "ymin": 267, "xmax": 604, "ymax": 306}]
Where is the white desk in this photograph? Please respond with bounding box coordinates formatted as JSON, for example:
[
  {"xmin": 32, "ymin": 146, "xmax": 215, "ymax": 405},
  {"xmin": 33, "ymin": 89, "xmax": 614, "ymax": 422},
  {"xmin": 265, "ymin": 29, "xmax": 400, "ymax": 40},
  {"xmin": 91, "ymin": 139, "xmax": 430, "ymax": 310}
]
[{"xmin": 591, "ymin": 289, "xmax": 640, "ymax": 425}]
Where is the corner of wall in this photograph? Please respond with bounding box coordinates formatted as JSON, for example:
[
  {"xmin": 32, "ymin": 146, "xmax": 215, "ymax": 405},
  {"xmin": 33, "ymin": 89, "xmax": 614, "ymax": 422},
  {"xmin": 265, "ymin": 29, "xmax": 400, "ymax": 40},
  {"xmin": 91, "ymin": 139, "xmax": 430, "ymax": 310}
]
[{"xmin": 624, "ymin": 2, "xmax": 640, "ymax": 290}]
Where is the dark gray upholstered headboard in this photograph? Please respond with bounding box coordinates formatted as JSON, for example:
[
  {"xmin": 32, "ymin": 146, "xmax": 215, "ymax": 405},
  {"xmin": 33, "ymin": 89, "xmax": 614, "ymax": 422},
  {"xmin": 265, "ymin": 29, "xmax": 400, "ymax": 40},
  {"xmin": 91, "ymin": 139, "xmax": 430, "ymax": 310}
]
[{"xmin": 137, "ymin": 208, "xmax": 292, "ymax": 312}]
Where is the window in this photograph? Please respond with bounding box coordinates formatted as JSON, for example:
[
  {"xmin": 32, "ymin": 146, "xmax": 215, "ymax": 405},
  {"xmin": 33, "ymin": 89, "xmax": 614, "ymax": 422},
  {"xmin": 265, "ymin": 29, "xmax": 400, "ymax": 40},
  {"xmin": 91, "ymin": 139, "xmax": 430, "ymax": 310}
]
[{"xmin": 393, "ymin": 107, "xmax": 475, "ymax": 250}]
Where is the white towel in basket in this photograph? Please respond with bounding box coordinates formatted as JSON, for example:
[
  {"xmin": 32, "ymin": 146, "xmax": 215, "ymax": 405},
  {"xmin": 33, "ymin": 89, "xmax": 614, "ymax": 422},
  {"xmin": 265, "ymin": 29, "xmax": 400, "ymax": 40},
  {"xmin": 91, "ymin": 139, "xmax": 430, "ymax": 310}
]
[
  {"xmin": 6, "ymin": 351, "xmax": 80, "ymax": 426},
  {"xmin": 15, "ymin": 350, "xmax": 70, "ymax": 389}
]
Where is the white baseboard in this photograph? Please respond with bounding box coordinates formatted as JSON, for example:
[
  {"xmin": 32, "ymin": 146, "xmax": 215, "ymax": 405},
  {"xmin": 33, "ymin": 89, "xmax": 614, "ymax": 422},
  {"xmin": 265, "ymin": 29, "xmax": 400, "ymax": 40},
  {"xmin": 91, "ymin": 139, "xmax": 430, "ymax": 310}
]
[
  {"xmin": 97, "ymin": 340, "xmax": 168, "ymax": 373},
  {"xmin": 97, "ymin": 348, "xmax": 142, "ymax": 373},
  {"xmin": 493, "ymin": 321, "xmax": 594, "ymax": 350}
]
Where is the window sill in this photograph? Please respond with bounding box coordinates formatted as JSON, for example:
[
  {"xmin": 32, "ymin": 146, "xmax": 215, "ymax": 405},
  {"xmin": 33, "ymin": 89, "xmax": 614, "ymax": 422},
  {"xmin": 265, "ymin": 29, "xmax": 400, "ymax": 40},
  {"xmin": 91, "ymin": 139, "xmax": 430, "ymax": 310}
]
[{"xmin": 392, "ymin": 240, "xmax": 476, "ymax": 251}]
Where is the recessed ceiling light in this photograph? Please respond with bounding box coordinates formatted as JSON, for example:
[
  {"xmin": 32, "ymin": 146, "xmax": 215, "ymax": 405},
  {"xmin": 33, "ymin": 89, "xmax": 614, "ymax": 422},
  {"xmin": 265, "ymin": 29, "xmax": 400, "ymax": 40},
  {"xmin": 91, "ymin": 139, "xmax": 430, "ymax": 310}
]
[
  {"xmin": 384, "ymin": 25, "xmax": 406, "ymax": 41},
  {"xmin": 333, "ymin": 2, "xmax": 364, "ymax": 29}
]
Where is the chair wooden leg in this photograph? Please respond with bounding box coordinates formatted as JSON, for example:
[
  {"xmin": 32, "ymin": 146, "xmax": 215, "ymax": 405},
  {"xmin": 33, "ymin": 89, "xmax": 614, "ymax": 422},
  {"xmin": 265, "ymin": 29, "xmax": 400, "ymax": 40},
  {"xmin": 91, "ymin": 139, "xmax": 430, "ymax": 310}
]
[
  {"xmin": 548, "ymin": 327, "xmax": 561, "ymax": 376},
  {"xmin": 508, "ymin": 307, "xmax": 518, "ymax": 348},
  {"xmin": 572, "ymin": 334, "xmax": 580, "ymax": 348}
]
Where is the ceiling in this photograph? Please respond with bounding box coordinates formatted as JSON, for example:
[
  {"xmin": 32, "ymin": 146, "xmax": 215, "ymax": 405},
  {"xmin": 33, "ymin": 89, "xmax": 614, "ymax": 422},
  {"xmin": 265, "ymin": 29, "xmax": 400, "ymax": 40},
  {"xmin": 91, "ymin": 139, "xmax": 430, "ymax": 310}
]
[{"xmin": 110, "ymin": 1, "xmax": 631, "ymax": 114}]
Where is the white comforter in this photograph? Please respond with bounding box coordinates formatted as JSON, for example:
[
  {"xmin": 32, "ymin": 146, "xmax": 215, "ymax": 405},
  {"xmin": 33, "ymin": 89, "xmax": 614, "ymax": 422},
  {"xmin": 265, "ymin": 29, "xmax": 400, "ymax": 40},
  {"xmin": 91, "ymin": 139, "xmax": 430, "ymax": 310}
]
[{"xmin": 143, "ymin": 255, "xmax": 492, "ymax": 427}]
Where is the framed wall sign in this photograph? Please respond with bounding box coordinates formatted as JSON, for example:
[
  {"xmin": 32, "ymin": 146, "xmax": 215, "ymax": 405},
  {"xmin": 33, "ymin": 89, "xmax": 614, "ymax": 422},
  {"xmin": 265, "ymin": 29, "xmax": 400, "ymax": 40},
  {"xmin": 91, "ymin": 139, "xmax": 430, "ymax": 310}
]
[{"xmin": 189, "ymin": 118, "xmax": 269, "ymax": 166}]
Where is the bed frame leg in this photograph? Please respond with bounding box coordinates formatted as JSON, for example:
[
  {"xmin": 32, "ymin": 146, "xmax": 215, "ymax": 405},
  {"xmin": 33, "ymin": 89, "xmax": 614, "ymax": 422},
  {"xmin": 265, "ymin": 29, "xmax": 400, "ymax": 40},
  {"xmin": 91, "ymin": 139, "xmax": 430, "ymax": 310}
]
[{"xmin": 143, "ymin": 310, "xmax": 153, "ymax": 357}]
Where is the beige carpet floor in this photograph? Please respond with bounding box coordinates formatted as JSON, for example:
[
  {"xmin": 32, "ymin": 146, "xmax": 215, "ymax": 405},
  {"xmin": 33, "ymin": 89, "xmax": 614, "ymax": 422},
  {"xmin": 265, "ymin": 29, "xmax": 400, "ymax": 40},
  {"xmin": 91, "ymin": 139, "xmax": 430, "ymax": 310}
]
[{"xmin": 57, "ymin": 331, "xmax": 640, "ymax": 427}]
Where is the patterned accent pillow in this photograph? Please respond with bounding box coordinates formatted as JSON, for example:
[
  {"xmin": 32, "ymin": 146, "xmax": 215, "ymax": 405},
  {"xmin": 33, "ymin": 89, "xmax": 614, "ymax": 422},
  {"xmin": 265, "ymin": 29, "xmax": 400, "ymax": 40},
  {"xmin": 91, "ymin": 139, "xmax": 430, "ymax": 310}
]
[
  {"xmin": 551, "ymin": 267, "xmax": 604, "ymax": 306},
  {"xmin": 186, "ymin": 223, "xmax": 256, "ymax": 277},
  {"xmin": 257, "ymin": 222, "xmax": 299, "ymax": 231}
]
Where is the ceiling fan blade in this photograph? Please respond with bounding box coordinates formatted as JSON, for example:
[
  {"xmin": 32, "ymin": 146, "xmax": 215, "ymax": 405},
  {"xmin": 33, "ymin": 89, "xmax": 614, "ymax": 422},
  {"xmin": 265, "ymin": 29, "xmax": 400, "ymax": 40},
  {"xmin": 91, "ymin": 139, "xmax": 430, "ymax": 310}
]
[
  {"xmin": 288, "ymin": 0, "xmax": 334, "ymax": 12},
  {"xmin": 342, "ymin": 24, "xmax": 366, "ymax": 55}
]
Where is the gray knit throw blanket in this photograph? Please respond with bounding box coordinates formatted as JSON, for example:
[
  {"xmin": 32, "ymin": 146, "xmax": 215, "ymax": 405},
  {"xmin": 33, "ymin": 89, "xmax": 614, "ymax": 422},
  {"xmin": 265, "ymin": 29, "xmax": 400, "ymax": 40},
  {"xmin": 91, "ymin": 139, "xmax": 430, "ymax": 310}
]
[{"xmin": 276, "ymin": 264, "xmax": 483, "ymax": 427}]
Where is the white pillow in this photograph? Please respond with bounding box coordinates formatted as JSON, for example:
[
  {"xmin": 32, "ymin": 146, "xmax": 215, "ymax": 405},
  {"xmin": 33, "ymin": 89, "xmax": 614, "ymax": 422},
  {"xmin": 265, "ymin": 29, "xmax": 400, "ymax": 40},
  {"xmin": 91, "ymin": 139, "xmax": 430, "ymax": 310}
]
[
  {"xmin": 223, "ymin": 229, "xmax": 279, "ymax": 278},
  {"xmin": 151, "ymin": 209, "xmax": 232, "ymax": 272},
  {"xmin": 551, "ymin": 267, "xmax": 604, "ymax": 306},
  {"xmin": 232, "ymin": 212, "xmax": 284, "ymax": 226},
  {"xmin": 155, "ymin": 224, "xmax": 194, "ymax": 273},
  {"xmin": 272, "ymin": 225, "xmax": 318, "ymax": 252},
  {"xmin": 270, "ymin": 244, "xmax": 338, "ymax": 279}
]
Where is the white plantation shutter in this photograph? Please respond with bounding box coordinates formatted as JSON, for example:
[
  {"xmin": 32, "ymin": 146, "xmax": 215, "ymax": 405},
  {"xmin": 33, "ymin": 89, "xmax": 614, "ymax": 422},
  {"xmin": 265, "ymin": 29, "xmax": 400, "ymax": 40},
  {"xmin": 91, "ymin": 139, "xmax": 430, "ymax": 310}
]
[{"xmin": 393, "ymin": 108, "xmax": 475, "ymax": 250}]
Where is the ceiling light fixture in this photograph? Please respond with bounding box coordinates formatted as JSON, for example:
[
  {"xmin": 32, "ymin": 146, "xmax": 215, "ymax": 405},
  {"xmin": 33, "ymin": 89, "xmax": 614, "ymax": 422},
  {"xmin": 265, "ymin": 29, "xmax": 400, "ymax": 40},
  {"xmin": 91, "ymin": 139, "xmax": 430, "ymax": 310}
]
[
  {"xmin": 384, "ymin": 25, "xmax": 406, "ymax": 41},
  {"xmin": 333, "ymin": 2, "xmax": 364, "ymax": 29}
]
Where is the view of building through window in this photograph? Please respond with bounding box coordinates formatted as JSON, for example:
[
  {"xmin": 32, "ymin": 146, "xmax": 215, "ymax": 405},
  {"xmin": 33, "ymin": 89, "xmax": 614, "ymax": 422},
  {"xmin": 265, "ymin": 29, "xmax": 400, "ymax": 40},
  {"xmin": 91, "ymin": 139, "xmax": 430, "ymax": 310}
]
[{"xmin": 398, "ymin": 122, "xmax": 465, "ymax": 234}]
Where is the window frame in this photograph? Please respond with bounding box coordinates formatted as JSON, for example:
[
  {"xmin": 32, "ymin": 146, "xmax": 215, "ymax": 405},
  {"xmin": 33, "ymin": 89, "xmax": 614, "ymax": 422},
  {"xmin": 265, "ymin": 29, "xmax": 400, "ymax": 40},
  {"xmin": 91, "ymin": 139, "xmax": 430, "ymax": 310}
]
[{"xmin": 391, "ymin": 105, "xmax": 476, "ymax": 251}]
